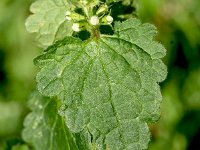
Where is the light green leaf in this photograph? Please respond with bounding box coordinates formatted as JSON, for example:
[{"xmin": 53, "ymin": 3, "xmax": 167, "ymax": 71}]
[
  {"xmin": 22, "ymin": 91, "xmax": 80, "ymax": 150},
  {"xmin": 35, "ymin": 18, "xmax": 167, "ymax": 149},
  {"xmin": 25, "ymin": 0, "xmax": 73, "ymax": 48}
]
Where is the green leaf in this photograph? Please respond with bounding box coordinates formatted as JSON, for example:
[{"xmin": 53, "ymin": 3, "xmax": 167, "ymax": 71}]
[
  {"xmin": 25, "ymin": 0, "xmax": 73, "ymax": 48},
  {"xmin": 35, "ymin": 18, "xmax": 167, "ymax": 149},
  {"xmin": 22, "ymin": 91, "xmax": 80, "ymax": 150}
]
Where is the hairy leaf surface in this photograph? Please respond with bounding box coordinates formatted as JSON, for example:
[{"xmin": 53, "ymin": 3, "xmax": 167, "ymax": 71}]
[
  {"xmin": 25, "ymin": 0, "xmax": 72, "ymax": 48},
  {"xmin": 35, "ymin": 18, "xmax": 167, "ymax": 150},
  {"xmin": 22, "ymin": 91, "xmax": 81, "ymax": 150}
]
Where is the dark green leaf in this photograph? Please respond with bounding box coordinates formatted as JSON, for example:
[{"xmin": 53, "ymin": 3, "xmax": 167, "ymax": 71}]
[
  {"xmin": 35, "ymin": 18, "xmax": 167, "ymax": 149},
  {"xmin": 22, "ymin": 91, "xmax": 80, "ymax": 150}
]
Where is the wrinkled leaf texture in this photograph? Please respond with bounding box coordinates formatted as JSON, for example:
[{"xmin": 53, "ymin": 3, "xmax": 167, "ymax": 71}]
[
  {"xmin": 25, "ymin": 0, "xmax": 73, "ymax": 48},
  {"xmin": 34, "ymin": 18, "xmax": 167, "ymax": 150}
]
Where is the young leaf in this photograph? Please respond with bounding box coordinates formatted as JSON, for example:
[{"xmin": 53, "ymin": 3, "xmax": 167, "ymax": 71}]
[
  {"xmin": 35, "ymin": 18, "xmax": 167, "ymax": 149},
  {"xmin": 22, "ymin": 91, "xmax": 80, "ymax": 150},
  {"xmin": 25, "ymin": 0, "xmax": 72, "ymax": 48}
]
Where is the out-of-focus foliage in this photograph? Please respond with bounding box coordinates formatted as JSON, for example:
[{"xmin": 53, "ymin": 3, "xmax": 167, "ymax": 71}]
[
  {"xmin": 138, "ymin": 0, "xmax": 200, "ymax": 149},
  {"xmin": 183, "ymin": 68, "xmax": 200, "ymax": 109},
  {"xmin": 0, "ymin": 0, "xmax": 40, "ymax": 149},
  {"xmin": 138, "ymin": 0, "xmax": 200, "ymax": 67},
  {"xmin": 0, "ymin": 0, "xmax": 200, "ymax": 149},
  {"xmin": 0, "ymin": 0, "xmax": 39, "ymax": 102}
]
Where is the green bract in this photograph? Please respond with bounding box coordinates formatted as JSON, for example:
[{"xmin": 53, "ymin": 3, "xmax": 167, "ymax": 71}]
[
  {"xmin": 25, "ymin": 0, "xmax": 73, "ymax": 48},
  {"xmin": 34, "ymin": 18, "xmax": 167, "ymax": 149}
]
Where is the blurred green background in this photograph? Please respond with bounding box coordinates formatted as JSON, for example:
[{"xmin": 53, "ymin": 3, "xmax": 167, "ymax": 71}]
[{"xmin": 0, "ymin": 0, "xmax": 200, "ymax": 149}]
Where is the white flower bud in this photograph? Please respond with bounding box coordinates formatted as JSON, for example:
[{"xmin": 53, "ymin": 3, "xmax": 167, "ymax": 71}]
[
  {"xmin": 72, "ymin": 23, "xmax": 80, "ymax": 32},
  {"xmin": 65, "ymin": 16, "xmax": 71, "ymax": 21},
  {"xmin": 89, "ymin": 16, "xmax": 99, "ymax": 26},
  {"xmin": 106, "ymin": 15, "xmax": 113, "ymax": 24},
  {"xmin": 65, "ymin": 11, "xmax": 71, "ymax": 16}
]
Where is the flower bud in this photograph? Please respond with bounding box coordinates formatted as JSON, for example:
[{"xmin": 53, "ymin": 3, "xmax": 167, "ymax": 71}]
[
  {"xmin": 106, "ymin": 15, "xmax": 113, "ymax": 24},
  {"xmin": 89, "ymin": 16, "xmax": 99, "ymax": 26},
  {"xmin": 65, "ymin": 16, "xmax": 71, "ymax": 21},
  {"xmin": 72, "ymin": 23, "xmax": 80, "ymax": 32},
  {"xmin": 65, "ymin": 11, "xmax": 71, "ymax": 16}
]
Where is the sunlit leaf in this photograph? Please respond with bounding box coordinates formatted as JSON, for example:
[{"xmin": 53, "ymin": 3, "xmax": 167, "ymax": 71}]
[{"xmin": 25, "ymin": 0, "xmax": 73, "ymax": 48}]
